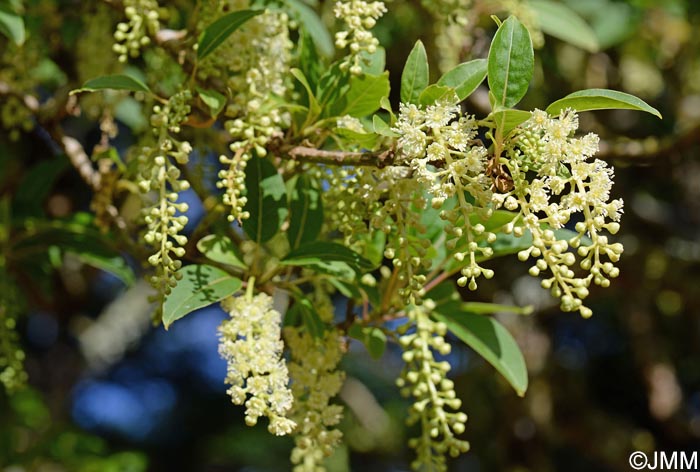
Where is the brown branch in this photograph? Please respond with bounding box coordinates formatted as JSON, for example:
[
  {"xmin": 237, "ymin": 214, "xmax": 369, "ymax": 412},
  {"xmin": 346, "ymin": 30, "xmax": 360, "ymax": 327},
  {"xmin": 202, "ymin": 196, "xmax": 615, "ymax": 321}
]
[{"xmin": 281, "ymin": 144, "xmax": 397, "ymax": 167}]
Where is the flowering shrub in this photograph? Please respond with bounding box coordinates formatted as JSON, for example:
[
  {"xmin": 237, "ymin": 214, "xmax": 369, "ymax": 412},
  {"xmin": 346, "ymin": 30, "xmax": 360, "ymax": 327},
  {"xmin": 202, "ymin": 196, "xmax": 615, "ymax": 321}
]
[{"xmin": 0, "ymin": 1, "xmax": 662, "ymax": 470}]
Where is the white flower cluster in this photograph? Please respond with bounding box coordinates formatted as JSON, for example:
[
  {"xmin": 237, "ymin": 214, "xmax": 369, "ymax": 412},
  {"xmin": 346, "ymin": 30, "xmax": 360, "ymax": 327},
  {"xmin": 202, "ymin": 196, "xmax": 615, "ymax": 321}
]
[
  {"xmin": 334, "ymin": 0, "xmax": 387, "ymax": 74},
  {"xmin": 219, "ymin": 293, "xmax": 296, "ymax": 436},
  {"xmin": 138, "ymin": 91, "xmax": 192, "ymax": 300},
  {"xmin": 112, "ymin": 0, "xmax": 159, "ymax": 63},
  {"xmin": 397, "ymin": 303, "xmax": 469, "ymax": 471},
  {"xmin": 500, "ymin": 109, "xmax": 624, "ymax": 317},
  {"xmin": 393, "ymin": 99, "xmax": 496, "ymax": 292},
  {"xmin": 285, "ymin": 326, "xmax": 345, "ymax": 471},
  {"xmin": 199, "ymin": 1, "xmax": 292, "ymax": 221}
]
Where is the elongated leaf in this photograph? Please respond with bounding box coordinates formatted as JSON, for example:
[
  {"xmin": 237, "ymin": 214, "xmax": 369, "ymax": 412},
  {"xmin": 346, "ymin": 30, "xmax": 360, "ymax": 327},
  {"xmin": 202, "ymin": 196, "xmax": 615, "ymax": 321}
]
[
  {"xmin": 437, "ymin": 59, "xmax": 488, "ymax": 101},
  {"xmin": 288, "ymin": 175, "xmax": 323, "ymax": 249},
  {"xmin": 291, "ymin": 68, "xmax": 322, "ymax": 121},
  {"xmin": 242, "ymin": 157, "xmax": 288, "ymax": 244},
  {"xmin": 197, "ymin": 9, "xmax": 263, "ymax": 59},
  {"xmin": 400, "ymin": 40, "xmax": 429, "ymax": 104},
  {"xmin": 196, "ymin": 234, "xmax": 246, "ymax": 269},
  {"xmin": 418, "ymin": 84, "xmax": 457, "ymax": 106},
  {"xmin": 546, "ymin": 88, "xmax": 662, "ymax": 118},
  {"xmin": 348, "ymin": 324, "xmax": 387, "ymax": 359},
  {"xmin": 163, "ymin": 265, "xmax": 242, "ymax": 329},
  {"xmin": 196, "ymin": 87, "xmax": 226, "ymax": 117},
  {"xmin": 71, "ymin": 74, "xmax": 151, "ymax": 95},
  {"xmin": 11, "ymin": 216, "xmax": 135, "ymax": 285},
  {"xmin": 492, "ymin": 108, "xmax": 532, "ymax": 136},
  {"xmin": 529, "ymin": 0, "xmax": 598, "ymax": 52},
  {"xmin": 333, "ymin": 72, "xmax": 390, "ymax": 118},
  {"xmin": 434, "ymin": 310, "xmax": 528, "ymax": 396},
  {"xmin": 281, "ymin": 241, "xmax": 373, "ymax": 273},
  {"xmin": 372, "ymin": 115, "xmax": 397, "ymax": 137},
  {"xmin": 487, "ymin": 16, "xmax": 534, "ymax": 108},
  {"xmin": 286, "ymin": 0, "xmax": 333, "ymax": 57},
  {"xmin": 0, "ymin": 5, "xmax": 24, "ymax": 45}
]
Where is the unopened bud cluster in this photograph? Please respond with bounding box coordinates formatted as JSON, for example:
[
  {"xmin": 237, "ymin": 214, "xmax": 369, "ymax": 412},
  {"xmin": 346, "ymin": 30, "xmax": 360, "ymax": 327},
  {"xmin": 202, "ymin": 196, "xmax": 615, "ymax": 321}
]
[
  {"xmin": 137, "ymin": 91, "xmax": 192, "ymax": 300},
  {"xmin": 285, "ymin": 326, "xmax": 345, "ymax": 471},
  {"xmin": 397, "ymin": 303, "xmax": 469, "ymax": 471},
  {"xmin": 113, "ymin": 0, "xmax": 159, "ymax": 63},
  {"xmin": 0, "ymin": 271, "xmax": 27, "ymax": 393},
  {"xmin": 219, "ymin": 293, "xmax": 296, "ymax": 436},
  {"xmin": 334, "ymin": 0, "xmax": 387, "ymax": 74}
]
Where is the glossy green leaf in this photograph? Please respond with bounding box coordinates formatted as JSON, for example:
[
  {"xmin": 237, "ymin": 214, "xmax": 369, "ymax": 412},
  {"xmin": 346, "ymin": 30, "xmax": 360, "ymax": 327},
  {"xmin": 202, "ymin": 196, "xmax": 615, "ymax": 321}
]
[
  {"xmin": 196, "ymin": 234, "xmax": 246, "ymax": 269},
  {"xmin": 334, "ymin": 72, "xmax": 390, "ymax": 118},
  {"xmin": 71, "ymin": 74, "xmax": 151, "ymax": 95},
  {"xmin": 286, "ymin": 0, "xmax": 333, "ymax": 57},
  {"xmin": 281, "ymin": 241, "xmax": 373, "ymax": 273},
  {"xmin": 242, "ymin": 157, "xmax": 288, "ymax": 244},
  {"xmin": 291, "ymin": 68, "xmax": 322, "ymax": 122},
  {"xmin": 348, "ymin": 324, "xmax": 387, "ymax": 359},
  {"xmin": 437, "ymin": 59, "xmax": 488, "ymax": 101},
  {"xmin": 288, "ymin": 175, "xmax": 323, "ymax": 249},
  {"xmin": 334, "ymin": 127, "xmax": 379, "ymax": 149},
  {"xmin": 163, "ymin": 264, "xmax": 242, "ymax": 329},
  {"xmin": 434, "ymin": 310, "xmax": 528, "ymax": 396},
  {"xmin": 196, "ymin": 87, "xmax": 226, "ymax": 117},
  {"xmin": 288, "ymin": 296, "xmax": 325, "ymax": 339},
  {"xmin": 400, "ymin": 40, "xmax": 429, "ymax": 104},
  {"xmin": 360, "ymin": 47, "xmax": 386, "ymax": 75},
  {"xmin": 0, "ymin": 5, "xmax": 24, "ymax": 45},
  {"xmin": 197, "ymin": 9, "xmax": 263, "ymax": 59},
  {"xmin": 546, "ymin": 88, "xmax": 662, "ymax": 118},
  {"xmin": 529, "ymin": 0, "xmax": 598, "ymax": 52},
  {"xmin": 492, "ymin": 108, "xmax": 532, "ymax": 136},
  {"xmin": 418, "ymin": 84, "xmax": 457, "ymax": 106},
  {"xmin": 372, "ymin": 115, "xmax": 397, "ymax": 137},
  {"xmin": 487, "ymin": 16, "xmax": 534, "ymax": 108}
]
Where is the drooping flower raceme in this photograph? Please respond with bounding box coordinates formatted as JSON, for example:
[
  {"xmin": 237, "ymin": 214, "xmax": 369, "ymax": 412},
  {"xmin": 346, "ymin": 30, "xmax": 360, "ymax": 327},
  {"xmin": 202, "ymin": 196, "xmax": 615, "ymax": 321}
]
[
  {"xmin": 397, "ymin": 302, "xmax": 469, "ymax": 471},
  {"xmin": 501, "ymin": 109, "xmax": 624, "ymax": 317},
  {"xmin": 334, "ymin": 0, "xmax": 387, "ymax": 74},
  {"xmin": 218, "ymin": 293, "xmax": 296, "ymax": 435}
]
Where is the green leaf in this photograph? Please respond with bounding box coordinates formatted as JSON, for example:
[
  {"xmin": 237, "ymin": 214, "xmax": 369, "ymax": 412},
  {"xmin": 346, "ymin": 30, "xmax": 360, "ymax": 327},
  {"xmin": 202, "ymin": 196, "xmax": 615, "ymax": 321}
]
[
  {"xmin": 487, "ymin": 16, "xmax": 534, "ymax": 108},
  {"xmin": 529, "ymin": 0, "xmax": 598, "ymax": 52},
  {"xmin": 372, "ymin": 115, "xmax": 397, "ymax": 137},
  {"xmin": 162, "ymin": 264, "xmax": 242, "ymax": 329},
  {"xmin": 242, "ymin": 157, "xmax": 288, "ymax": 244},
  {"xmin": 333, "ymin": 72, "xmax": 390, "ymax": 118},
  {"xmin": 288, "ymin": 175, "xmax": 323, "ymax": 250},
  {"xmin": 461, "ymin": 302, "xmax": 533, "ymax": 316},
  {"xmin": 196, "ymin": 87, "xmax": 226, "ymax": 117},
  {"xmin": 400, "ymin": 40, "xmax": 429, "ymax": 105},
  {"xmin": 289, "ymin": 297, "xmax": 325, "ymax": 339},
  {"xmin": 334, "ymin": 127, "xmax": 379, "ymax": 149},
  {"xmin": 291, "ymin": 68, "xmax": 322, "ymax": 123},
  {"xmin": 418, "ymin": 84, "xmax": 457, "ymax": 106},
  {"xmin": 546, "ymin": 88, "xmax": 662, "ymax": 118},
  {"xmin": 437, "ymin": 59, "xmax": 488, "ymax": 102},
  {"xmin": 197, "ymin": 9, "xmax": 263, "ymax": 59},
  {"xmin": 286, "ymin": 0, "xmax": 333, "ymax": 57},
  {"xmin": 71, "ymin": 74, "xmax": 151, "ymax": 95},
  {"xmin": 13, "ymin": 158, "xmax": 68, "ymax": 218},
  {"xmin": 11, "ymin": 216, "xmax": 135, "ymax": 285},
  {"xmin": 360, "ymin": 46, "xmax": 386, "ymax": 75},
  {"xmin": 348, "ymin": 324, "xmax": 387, "ymax": 359},
  {"xmin": 0, "ymin": 4, "xmax": 24, "ymax": 45},
  {"xmin": 281, "ymin": 241, "xmax": 373, "ymax": 273},
  {"xmin": 434, "ymin": 310, "xmax": 528, "ymax": 396},
  {"xmin": 196, "ymin": 234, "xmax": 246, "ymax": 270},
  {"xmin": 492, "ymin": 109, "xmax": 532, "ymax": 136}
]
